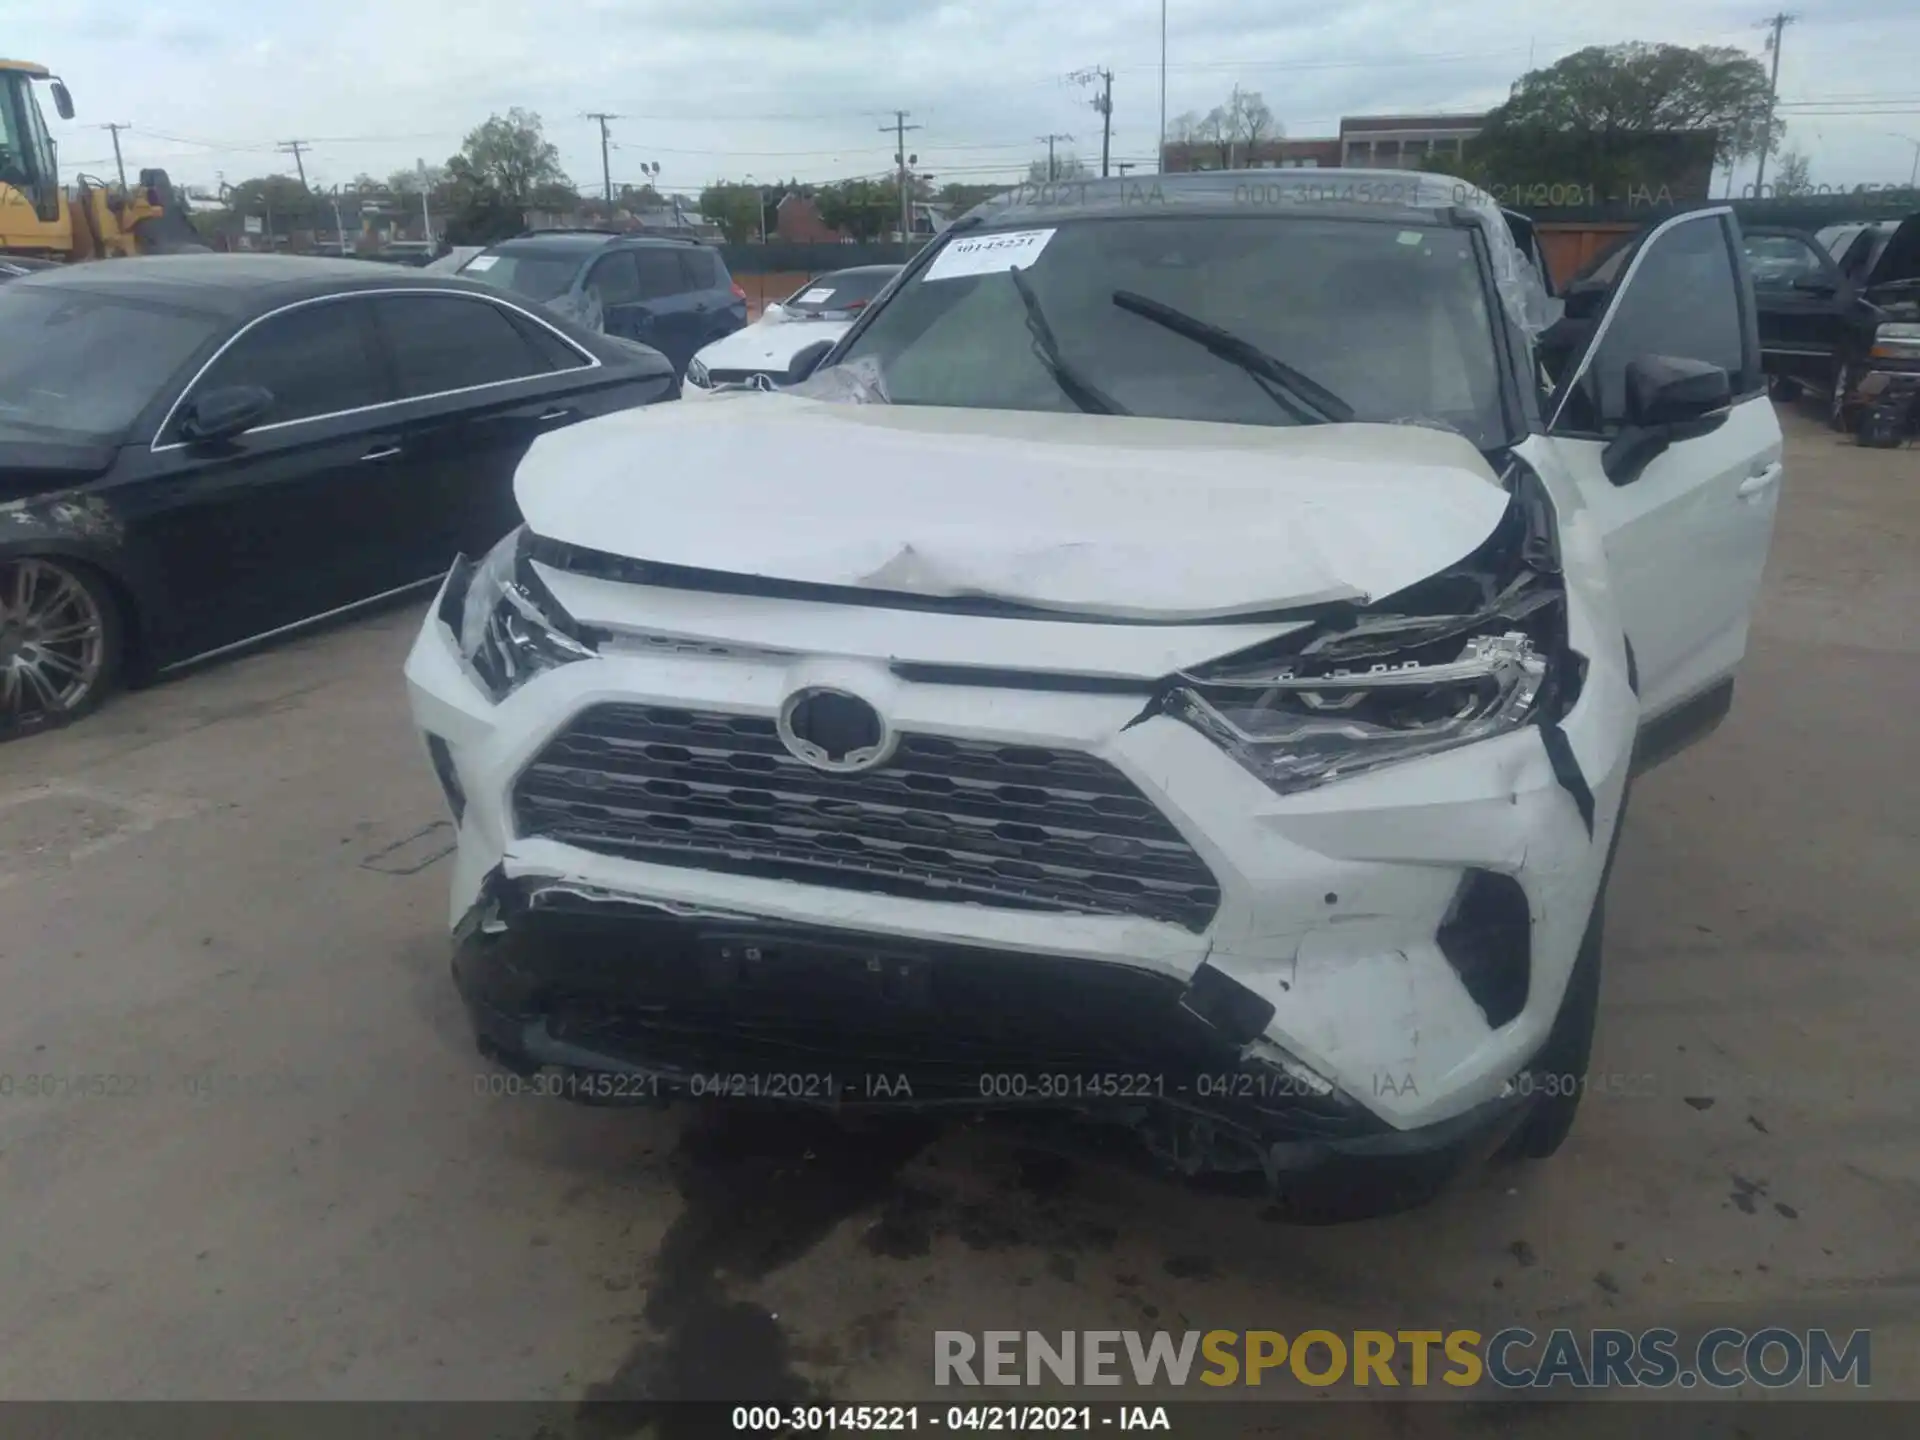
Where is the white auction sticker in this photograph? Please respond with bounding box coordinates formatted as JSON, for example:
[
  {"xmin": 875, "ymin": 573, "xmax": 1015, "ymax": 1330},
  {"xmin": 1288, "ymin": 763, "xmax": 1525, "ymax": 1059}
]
[
  {"xmin": 799, "ymin": 287, "xmax": 836, "ymax": 303},
  {"xmin": 463, "ymin": 254, "xmax": 500, "ymax": 272},
  {"xmin": 922, "ymin": 228, "xmax": 1057, "ymax": 282}
]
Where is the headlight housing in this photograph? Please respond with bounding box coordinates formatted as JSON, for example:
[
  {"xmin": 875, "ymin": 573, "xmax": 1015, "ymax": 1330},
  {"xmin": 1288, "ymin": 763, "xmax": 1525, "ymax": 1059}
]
[
  {"xmin": 1871, "ymin": 321, "xmax": 1920, "ymax": 359},
  {"xmin": 449, "ymin": 527, "xmax": 600, "ymax": 702},
  {"xmin": 1169, "ymin": 597, "xmax": 1562, "ymax": 795},
  {"xmin": 685, "ymin": 356, "xmax": 711, "ymax": 388}
]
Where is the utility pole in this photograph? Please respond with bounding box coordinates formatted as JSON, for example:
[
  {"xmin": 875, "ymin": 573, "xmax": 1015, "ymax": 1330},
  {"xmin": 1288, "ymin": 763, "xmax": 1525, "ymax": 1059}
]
[
  {"xmin": 99, "ymin": 123, "xmax": 131, "ymax": 192},
  {"xmin": 1752, "ymin": 12, "xmax": 1797, "ymax": 195},
  {"xmin": 277, "ymin": 139, "xmax": 311, "ymax": 190},
  {"xmin": 880, "ymin": 110, "xmax": 921, "ymax": 255},
  {"xmin": 1037, "ymin": 133, "xmax": 1073, "ymax": 182},
  {"xmin": 1071, "ymin": 68, "xmax": 1115, "ymax": 177},
  {"xmin": 1890, "ymin": 134, "xmax": 1920, "ymax": 189},
  {"xmin": 1159, "ymin": 0, "xmax": 1168, "ymax": 174},
  {"xmin": 416, "ymin": 158, "xmax": 434, "ymax": 246},
  {"xmin": 584, "ymin": 112, "xmax": 621, "ymax": 206}
]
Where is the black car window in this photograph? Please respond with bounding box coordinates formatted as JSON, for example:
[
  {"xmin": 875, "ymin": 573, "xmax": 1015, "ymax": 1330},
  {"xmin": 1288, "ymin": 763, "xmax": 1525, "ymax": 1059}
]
[
  {"xmin": 190, "ymin": 297, "xmax": 386, "ymax": 430},
  {"xmin": 1742, "ymin": 233, "xmax": 1829, "ymax": 290},
  {"xmin": 0, "ymin": 287, "xmax": 222, "ymax": 444},
  {"xmin": 1563, "ymin": 214, "xmax": 1746, "ymax": 431},
  {"xmin": 506, "ymin": 310, "xmax": 593, "ymax": 370},
  {"xmin": 633, "ymin": 249, "xmax": 686, "ymax": 300},
  {"xmin": 678, "ymin": 249, "xmax": 720, "ymax": 290},
  {"xmin": 373, "ymin": 294, "xmax": 558, "ymax": 398},
  {"xmin": 587, "ymin": 252, "xmax": 642, "ymax": 306}
]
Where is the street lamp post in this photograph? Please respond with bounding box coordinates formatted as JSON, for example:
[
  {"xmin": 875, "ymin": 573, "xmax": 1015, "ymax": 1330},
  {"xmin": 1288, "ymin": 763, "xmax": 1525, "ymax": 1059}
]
[{"xmin": 1892, "ymin": 134, "xmax": 1920, "ymax": 189}]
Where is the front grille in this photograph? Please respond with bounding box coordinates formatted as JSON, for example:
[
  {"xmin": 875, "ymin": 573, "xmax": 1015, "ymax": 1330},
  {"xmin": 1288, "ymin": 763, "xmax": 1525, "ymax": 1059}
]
[
  {"xmin": 705, "ymin": 367, "xmax": 778, "ymax": 388},
  {"xmin": 512, "ymin": 704, "xmax": 1222, "ymax": 930}
]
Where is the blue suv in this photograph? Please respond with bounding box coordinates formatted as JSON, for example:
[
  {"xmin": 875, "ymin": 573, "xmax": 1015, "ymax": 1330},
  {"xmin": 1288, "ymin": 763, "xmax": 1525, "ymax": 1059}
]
[{"xmin": 457, "ymin": 231, "xmax": 748, "ymax": 377}]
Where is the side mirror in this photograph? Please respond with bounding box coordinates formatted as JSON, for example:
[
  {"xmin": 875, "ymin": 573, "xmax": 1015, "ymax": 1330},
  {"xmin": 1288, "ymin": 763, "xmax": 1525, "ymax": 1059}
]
[
  {"xmin": 1602, "ymin": 355, "xmax": 1730, "ymax": 485},
  {"xmin": 1562, "ymin": 277, "xmax": 1610, "ymax": 321},
  {"xmin": 787, "ymin": 339, "xmax": 835, "ymax": 385},
  {"xmin": 49, "ymin": 81, "xmax": 75, "ymax": 121},
  {"xmin": 178, "ymin": 385, "xmax": 274, "ymax": 443},
  {"xmin": 1790, "ymin": 273, "xmax": 1838, "ymax": 296}
]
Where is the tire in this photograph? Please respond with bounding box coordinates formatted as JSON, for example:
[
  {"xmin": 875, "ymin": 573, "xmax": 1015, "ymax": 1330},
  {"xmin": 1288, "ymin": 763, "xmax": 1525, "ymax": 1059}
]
[
  {"xmin": 1828, "ymin": 360, "xmax": 1857, "ymax": 434},
  {"xmin": 0, "ymin": 556, "xmax": 124, "ymax": 741}
]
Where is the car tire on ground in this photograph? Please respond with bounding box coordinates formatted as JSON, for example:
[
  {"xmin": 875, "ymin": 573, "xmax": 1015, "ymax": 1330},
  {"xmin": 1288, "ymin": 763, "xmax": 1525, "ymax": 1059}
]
[
  {"xmin": 1828, "ymin": 360, "xmax": 1857, "ymax": 434},
  {"xmin": 0, "ymin": 556, "xmax": 124, "ymax": 741}
]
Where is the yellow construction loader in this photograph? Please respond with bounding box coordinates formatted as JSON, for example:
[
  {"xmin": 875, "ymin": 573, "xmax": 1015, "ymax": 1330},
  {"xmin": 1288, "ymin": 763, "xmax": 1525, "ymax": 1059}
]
[{"xmin": 1, "ymin": 58, "xmax": 205, "ymax": 261}]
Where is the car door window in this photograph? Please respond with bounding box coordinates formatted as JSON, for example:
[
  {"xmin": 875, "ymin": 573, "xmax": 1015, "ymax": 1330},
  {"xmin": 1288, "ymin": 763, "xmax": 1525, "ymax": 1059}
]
[
  {"xmin": 677, "ymin": 249, "xmax": 718, "ymax": 291},
  {"xmin": 587, "ymin": 252, "xmax": 641, "ymax": 306},
  {"xmin": 633, "ymin": 250, "xmax": 686, "ymax": 301},
  {"xmin": 1742, "ymin": 234, "xmax": 1830, "ymax": 291},
  {"xmin": 187, "ymin": 298, "xmax": 386, "ymax": 431},
  {"xmin": 506, "ymin": 310, "xmax": 593, "ymax": 370},
  {"xmin": 373, "ymin": 294, "xmax": 557, "ymax": 399},
  {"xmin": 1556, "ymin": 214, "xmax": 1749, "ymax": 433}
]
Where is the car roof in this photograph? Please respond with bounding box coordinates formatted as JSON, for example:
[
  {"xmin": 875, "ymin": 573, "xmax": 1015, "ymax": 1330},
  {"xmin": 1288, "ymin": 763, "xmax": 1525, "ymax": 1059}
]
[
  {"xmin": 486, "ymin": 231, "xmax": 714, "ymax": 253},
  {"xmin": 964, "ymin": 167, "xmax": 1467, "ymax": 229},
  {"xmin": 814, "ymin": 265, "xmax": 902, "ymax": 280},
  {"xmin": 10, "ymin": 253, "xmax": 521, "ymax": 316}
]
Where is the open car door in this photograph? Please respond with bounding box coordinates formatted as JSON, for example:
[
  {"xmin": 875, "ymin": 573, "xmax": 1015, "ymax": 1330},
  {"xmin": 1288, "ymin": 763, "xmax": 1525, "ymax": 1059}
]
[{"xmin": 1528, "ymin": 207, "xmax": 1784, "ymax": 765}]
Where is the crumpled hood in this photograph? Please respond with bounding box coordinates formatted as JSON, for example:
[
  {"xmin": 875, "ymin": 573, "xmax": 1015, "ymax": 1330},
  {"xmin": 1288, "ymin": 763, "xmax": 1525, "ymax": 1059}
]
[
  {"xmin": 514, "ymin": 400, "xmax": 1510, "ymax": 621},
  {"xmin": 694, "ymin": 316, "xmax": 856, "ymax": 374}
]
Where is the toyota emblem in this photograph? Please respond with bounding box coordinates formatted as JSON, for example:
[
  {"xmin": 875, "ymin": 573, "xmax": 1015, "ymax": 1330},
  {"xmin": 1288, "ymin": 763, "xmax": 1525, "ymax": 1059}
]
[{"xmin": 777, "ymin": 687, "xmax": 895, "ymax": 772}]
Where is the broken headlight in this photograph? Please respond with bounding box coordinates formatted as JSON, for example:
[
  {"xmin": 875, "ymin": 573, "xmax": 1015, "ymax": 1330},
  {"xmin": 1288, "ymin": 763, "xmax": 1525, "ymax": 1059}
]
[
  {"xmin": 1170, "ymin": 601, "xmax": 1558, "ymax": 795},
  {"xmin": 454, "ymin": 526, "xmax": 600, "ymax": 702}
]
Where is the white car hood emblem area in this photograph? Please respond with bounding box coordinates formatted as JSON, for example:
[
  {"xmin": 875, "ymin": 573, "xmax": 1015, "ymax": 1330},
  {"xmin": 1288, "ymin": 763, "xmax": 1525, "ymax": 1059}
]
[
  {"xmin": 777, "ymin": 686, "xmax": 897, "ymax": 772},
  {"xmin": 515, "ymin": 401, "xmax": 1512, "ymax": 622}
]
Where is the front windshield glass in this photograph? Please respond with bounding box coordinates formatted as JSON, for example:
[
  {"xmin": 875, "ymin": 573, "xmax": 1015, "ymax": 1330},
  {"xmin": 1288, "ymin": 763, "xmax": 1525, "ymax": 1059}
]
[
  {"xmin": 782, "ymin": 268, "xmax": 897, "ymax": 316},
  {"xmin": 0, "ymin": 287, "xmax": 221, "ymax": 444},
  {"xmin": 832, "ymin": 215, "xmax": 1508, "ymax": 444},
  {"xmin": 459, "ymin": 250, "xmax": 578, "ymax": 302}
]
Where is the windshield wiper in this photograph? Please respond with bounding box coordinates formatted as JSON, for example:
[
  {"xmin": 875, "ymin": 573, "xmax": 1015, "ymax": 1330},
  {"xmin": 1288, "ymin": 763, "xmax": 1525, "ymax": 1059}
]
[
  {"xmin": 1008, "ymin": 267, "xmax": 1129, "ymax": 416},
  {"xmin": 1110, "ymin": 289, "xmax": 1354, "ymax": 424}
]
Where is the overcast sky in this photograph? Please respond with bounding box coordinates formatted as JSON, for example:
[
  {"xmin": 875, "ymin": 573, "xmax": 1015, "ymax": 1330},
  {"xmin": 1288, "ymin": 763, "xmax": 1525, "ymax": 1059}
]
[{"xmin": 20, "ymin": 0, "xmax": 1920, "ymax": 200}]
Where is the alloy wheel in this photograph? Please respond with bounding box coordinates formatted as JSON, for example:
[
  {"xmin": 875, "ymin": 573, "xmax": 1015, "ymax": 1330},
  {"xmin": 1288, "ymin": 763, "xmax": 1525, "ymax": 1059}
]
[{"xmin": 0, "ymin": 558, "xmax": 108, "ymax": 727}]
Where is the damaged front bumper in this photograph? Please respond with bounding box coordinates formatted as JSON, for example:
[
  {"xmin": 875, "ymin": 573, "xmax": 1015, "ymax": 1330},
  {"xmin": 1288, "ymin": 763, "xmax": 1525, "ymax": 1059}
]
[
  {"xmin": 453, "ymin": 869, "xmax": 1533, "ymax": 1203},
  {"xmin": 406, "ymin": 474, "xmax": 1640, "ymax": 1204}
]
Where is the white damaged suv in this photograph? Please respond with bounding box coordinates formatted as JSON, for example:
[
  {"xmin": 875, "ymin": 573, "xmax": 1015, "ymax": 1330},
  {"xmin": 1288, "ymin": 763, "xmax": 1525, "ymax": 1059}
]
[{"xmin": 405, "ymin": 172, "xmax": 1782, "ymax": 1216}]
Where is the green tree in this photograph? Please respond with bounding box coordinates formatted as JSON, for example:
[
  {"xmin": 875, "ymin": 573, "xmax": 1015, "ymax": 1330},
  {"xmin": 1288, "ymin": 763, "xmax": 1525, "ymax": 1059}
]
[
  {"xmin": 698, "ymin": 181, "xmax": 767, "ymax": 243},
  {"xmin": 815, "ymin": 178, "xmax": 895, "ymax": 242},
  {"xmin": 442, "ymin": 109, "xmax": 574, "ymax": 243},
  {"xmin": 389, "ymin": 164, "xmax": 447, "ymax": 195},
  {"xmin": 937, "ymin": 181, "xmax": 1003, "ymax": 214},
  {"xmin": 225, "ymin": 174, "xmax": 317, "ymax": 234},
  {"xmin": 1484, "ymin": 43, "xmax": 1779, "ymax": 171}
]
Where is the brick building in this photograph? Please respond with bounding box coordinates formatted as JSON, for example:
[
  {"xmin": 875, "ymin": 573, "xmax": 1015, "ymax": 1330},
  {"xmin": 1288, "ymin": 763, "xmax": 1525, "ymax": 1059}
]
[{"xmin": 1160, "ymin": 113, "xmax": 1487, "ymax": 174}]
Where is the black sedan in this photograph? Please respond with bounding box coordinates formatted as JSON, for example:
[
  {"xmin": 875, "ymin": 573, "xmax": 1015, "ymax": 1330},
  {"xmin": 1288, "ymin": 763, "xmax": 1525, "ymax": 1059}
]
[{"xmin": 0, "ymin": 254, "xmax": 676, "ymax": 738}]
